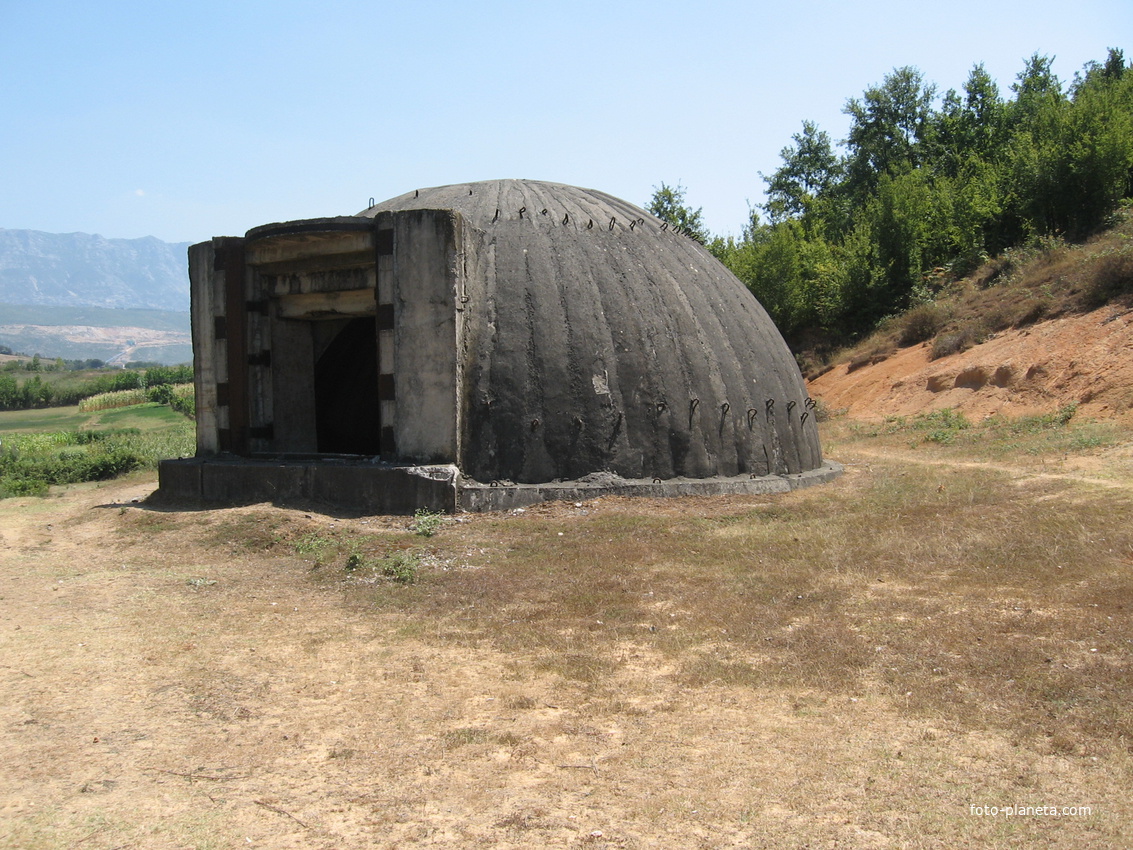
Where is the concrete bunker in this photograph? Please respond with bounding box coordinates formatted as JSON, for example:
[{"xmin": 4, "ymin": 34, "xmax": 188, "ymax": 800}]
[{"xmin": 158, "ymin": 180, "xmax": 840, "ymax": 512}]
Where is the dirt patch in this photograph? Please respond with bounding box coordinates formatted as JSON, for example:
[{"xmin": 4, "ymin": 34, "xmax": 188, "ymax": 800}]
[
  {"xmin": 2, "ymin": 465, "xmax": 1131, "ymax": 847},
  {"xmin": 809, "ymin": 304, "xmax": 1133, "ymax": 423}
]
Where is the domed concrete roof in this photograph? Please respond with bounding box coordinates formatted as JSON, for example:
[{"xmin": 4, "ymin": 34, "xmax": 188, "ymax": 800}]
[{"xmin": 361, "ymin": 179, "xmax": 823, "ymax": 484}]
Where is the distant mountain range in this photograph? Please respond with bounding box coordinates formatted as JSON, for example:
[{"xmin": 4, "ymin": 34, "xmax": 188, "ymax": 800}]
[
  {"xmin": 0, "ymin": 229, "xmax": 192, "ymax": 363},
  {"xmin": 0, "ymin": 228, "xmax": 190, "ymax": 312}
]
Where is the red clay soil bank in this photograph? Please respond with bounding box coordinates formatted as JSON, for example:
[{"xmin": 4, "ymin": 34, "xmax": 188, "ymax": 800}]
[{"xmin": 808, "ymin": 304, "xmax": 1133, "ymax": 423}]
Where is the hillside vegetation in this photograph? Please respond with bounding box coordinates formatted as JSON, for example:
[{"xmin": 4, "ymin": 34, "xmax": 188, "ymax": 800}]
[
  {"xmin": 817, "ymin": 204, "xmax": 1133, "ymax": 378},
  {"xmin": 654, "ymin": 48, "xmax": 1133, "ymax": 354}
]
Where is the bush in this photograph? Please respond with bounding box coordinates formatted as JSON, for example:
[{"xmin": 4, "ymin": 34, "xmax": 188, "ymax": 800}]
[
  {"xmin": 929, "ymin": 325, "xmax": 985, "ymax": 360},
  {"xmin": 897, "ymin": 303, "xmax": 948, "ymax": 346},
  {"xmin": 146, "ymin": 384, "xmax": 175, "ymax": 405},
  {"xmin": 169, "ymin": 384, "xmax": 196, "ymax": 418},
  {"xmin": 1077, "ymin": 249, "xmax": 1133, "ymax": 309}
]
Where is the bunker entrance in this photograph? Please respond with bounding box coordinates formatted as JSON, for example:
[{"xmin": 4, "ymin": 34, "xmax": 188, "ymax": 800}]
[{"xmin": 312, "ymin": 316, "xmax": 381, "ymax": 455}]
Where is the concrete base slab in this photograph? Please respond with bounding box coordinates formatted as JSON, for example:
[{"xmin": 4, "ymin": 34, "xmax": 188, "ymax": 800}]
[
  {"xmin": 156, "ymin": 457, "xmax": 458, "ymax": 514},
  {"xmin": 457, "ymin": 462, "xmax": 844, "ymax": 511},
  {"xmin": 157, "ymin": 457, "xmax": 842, "ymax": 515}
]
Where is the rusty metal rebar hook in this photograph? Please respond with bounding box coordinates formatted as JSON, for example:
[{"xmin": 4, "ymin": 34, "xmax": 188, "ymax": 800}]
[
  {"xmin": 518, "ymin": 206, "xmax": 526, "ymax": 218},
  {"xmin": 562, "ymin": 213, "xmax": 570, "ymax": 225},
  {"xmin": 787, "ymin": 400, "xmax": 797, "ymax": 414},
  {"xmin": 747, "ymin": 408, "xmax": 758, "ymax": 428},
  {"xmin": 765, "ymin": 398, "xmax": 775, "ymax": 413},
  {"xmin": 587, "ymin": 219, "xmax": 593, "ymax": 229},
  {"xmin": 721, "ymin": 402, "xmax": 730, "ymax": 415},
  {"xmin": 801, "ymin": 411, "xmax": 810, "ymax": 425},
  {"xmin": 609, "ymin": 217, "xmax": 616, "ymax": 231}
]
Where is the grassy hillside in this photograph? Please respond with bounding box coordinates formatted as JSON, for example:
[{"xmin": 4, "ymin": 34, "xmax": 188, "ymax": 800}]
[{"xmin": 809, "ymin": 207, "xmax": 1133, "ymax": 377}]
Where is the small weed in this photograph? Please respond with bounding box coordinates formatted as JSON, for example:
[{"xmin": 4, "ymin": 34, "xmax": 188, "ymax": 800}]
[
  {"xmin": 295, "ymin": 532, "xmax": 334, "ymax": 565},
  {"xmin": 411, "ymin": 508, "xmax": 444, "ymax": 537},
  {"xmin": 379, "ymin": 550, "xmax": 420, "ymax": 584},
  {"xmin": 185, "ymin": 577, "xmax": 217, "ymax": 588}
]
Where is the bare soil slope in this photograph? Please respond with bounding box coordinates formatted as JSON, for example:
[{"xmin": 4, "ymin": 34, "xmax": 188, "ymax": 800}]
[{"xmin": 808, "ymin": 304, "xmax": 1133, "ymax": 423}]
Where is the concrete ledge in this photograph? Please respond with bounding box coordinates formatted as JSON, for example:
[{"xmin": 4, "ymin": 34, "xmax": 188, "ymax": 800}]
[
  {"xmin": 156, "ymin": 457, "xmax": 458, "ymax": 514},
  {"xmin": 157, "ymin": 457, "xmax": 842, "ymax": 514},
  {"xmin": 456, "ymin": 461, "xmax": 844, "ymax": 512}
]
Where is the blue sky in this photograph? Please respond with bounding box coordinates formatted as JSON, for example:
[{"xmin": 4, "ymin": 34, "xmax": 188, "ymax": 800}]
[{"xmin": 1, "ymin": 0, "xmax": 1129, "ymax": 244}]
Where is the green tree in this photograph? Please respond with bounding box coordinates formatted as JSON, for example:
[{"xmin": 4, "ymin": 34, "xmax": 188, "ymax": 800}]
[
  {"xmin": 1009, "ymin": 53, "xmax": 1065, "ymax": 128},
  {"xmin": 843, "ymin": 67, "xmax": 937, "ymax": 199},
  {"xmin": 933, "ymin": 64, "xmax": 1007, "ymax": 178},
  {"xmin": 762, "ymin": 121, "xmax": 842, "ymax": 224},
  {"xmin": 647, "ymin": 182, "xmax": 710, "ymax": 243}
]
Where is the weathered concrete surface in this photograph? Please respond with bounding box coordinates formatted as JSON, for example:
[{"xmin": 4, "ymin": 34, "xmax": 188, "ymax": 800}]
[
  {"xmin": 377, "ymin": 208, "xmax": 460, "ymax": 464},
  {"xmin": 156, "ymin": 458, "xmax": 458, "ymax": 514},
  {"xmin": 363, "ymin": 180, "xmax": 823, "ymax": 485},
  {"xmin": 156, "ymin": 458, "xmax": 842, "ymax": 514},
  {"xmin": 456, "ymin": 461, "xmax": 844, "ymax": 512},
  {"xmin": 167, "ymin": 180, "xmax": 837, "ymax": 513}
]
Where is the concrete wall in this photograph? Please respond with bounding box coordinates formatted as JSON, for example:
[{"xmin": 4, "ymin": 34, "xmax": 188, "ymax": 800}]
[
  {"xmin": 379, "ymin": 209, "xmax": 461, "ymax": 464},
  {"xmin": 188, "ymin": 238, "xmax": 237, "ymax": 456}
]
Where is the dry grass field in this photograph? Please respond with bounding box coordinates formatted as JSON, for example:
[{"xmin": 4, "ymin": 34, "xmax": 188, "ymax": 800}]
[{"xmin": 1, "ymin": 413, "xmax": 1131, "ymax": 848}]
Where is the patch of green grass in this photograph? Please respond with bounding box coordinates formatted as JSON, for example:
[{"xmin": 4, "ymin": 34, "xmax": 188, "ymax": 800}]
[
  {"xmin": 0, "ymin": 413, "xmax": 194, "ymax": 498},
  {"xmin": 0, "ymin": 406, "xmax": 90, "ymax": 433},
  {"xmin": 295, "ymin": 531, "xmax": 335, "ymax": 563},
  {"xmin": 869, "ymin": 404, "xmax": 1124, "ymax": 460},
  {"xmin": 882, "ymin": 407, "xmax": 972, "ymax": 445},
  {"xmin": 293, "ymin": 529, "xmax": 421, "ymax": 584}
]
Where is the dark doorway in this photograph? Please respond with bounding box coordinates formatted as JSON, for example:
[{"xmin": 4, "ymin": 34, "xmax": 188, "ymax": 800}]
[{"xmin": 314, "ymin": 317, "xmax": 381, "ymax": 454}]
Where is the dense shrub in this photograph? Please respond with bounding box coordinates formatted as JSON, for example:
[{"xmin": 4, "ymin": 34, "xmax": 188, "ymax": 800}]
[
  {"xmin": 0, "ymin": 425, "xmax": 189, "ymax": 499},
  {"xmin": 897, "ymin": 303, "xmax": 948, "ymax": 346}
]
